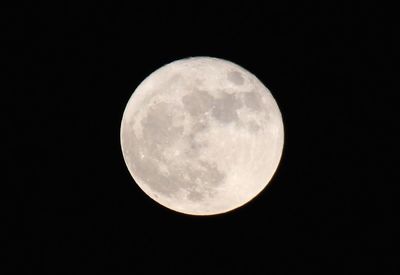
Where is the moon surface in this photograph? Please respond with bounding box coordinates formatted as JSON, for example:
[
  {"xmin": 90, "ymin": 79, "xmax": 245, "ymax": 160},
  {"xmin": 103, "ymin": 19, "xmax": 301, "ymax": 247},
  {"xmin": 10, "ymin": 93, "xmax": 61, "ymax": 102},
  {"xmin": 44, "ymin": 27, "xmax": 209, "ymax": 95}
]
[{"xmin": 120, "ymin": 57, "xmax": 284, "ymax": 215}]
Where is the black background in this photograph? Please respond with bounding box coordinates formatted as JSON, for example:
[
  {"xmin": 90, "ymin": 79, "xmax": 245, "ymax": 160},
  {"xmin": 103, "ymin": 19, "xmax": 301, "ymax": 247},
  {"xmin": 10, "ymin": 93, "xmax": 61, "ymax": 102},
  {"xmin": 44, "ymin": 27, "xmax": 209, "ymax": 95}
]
[{"xmin": 5, "ymin": 1, "xmax": 396, "ymax": 274}]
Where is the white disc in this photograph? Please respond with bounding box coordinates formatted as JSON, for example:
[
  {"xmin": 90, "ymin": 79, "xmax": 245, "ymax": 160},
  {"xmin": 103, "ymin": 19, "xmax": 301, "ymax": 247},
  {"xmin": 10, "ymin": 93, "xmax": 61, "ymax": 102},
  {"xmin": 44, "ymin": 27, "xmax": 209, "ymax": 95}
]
[{"xmin": 120, "ymin": 57, "xmax": 284, "ymax": 215}]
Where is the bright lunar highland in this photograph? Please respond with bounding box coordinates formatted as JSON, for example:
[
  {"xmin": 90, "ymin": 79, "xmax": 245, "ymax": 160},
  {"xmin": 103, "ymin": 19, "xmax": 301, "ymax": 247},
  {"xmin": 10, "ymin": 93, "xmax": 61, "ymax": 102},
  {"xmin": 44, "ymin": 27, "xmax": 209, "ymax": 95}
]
[{"xmin": 120, "ymin": 57, "xmax": 284, "ymax": 215}]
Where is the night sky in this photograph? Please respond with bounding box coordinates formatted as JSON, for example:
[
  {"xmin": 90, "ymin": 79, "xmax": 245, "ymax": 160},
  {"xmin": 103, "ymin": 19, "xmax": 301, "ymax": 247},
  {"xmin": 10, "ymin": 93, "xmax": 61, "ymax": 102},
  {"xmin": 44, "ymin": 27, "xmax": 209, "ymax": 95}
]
[{"xmin": 6, "ymin": 2, "xmax": 396, "ymax": 273}]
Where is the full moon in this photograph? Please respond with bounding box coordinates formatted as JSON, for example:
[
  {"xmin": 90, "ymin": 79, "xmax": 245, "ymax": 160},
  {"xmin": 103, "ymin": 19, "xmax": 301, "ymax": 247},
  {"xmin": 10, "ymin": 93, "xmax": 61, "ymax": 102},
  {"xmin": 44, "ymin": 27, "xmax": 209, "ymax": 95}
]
[{"xmin": 120, "ymin": 57, "xmax": 284, "ymax": 215}]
